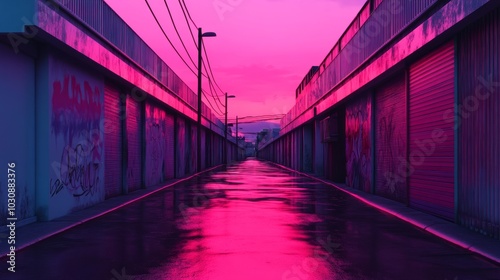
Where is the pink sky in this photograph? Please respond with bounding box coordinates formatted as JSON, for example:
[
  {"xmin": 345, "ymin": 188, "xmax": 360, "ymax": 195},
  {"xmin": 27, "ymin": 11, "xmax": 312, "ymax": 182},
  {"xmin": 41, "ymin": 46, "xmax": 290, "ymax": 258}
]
[{"xmin": 105, "ymin": 0, "xmax": 366, "ymax": 133}]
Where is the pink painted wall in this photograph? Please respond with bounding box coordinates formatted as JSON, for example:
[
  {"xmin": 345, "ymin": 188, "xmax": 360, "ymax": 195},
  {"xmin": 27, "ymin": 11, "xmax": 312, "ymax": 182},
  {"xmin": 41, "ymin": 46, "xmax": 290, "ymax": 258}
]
[{"xmin": 48, "ymin": 56, "xmax": 105, "ymax": 219}]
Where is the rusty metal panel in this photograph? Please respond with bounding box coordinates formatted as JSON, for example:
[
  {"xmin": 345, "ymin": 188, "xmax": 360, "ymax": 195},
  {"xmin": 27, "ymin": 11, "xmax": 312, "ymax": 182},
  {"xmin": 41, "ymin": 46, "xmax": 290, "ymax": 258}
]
[
  {"xmin": 104, "ymin": 84, "xmax": 122, "ymax": 198},
  {"xmin": 409, "ymin": 42, "xmax": 455, "ymax": 221},
  {"xmin": 346, "ymin": 94, "xmax": 372, "ymax": 192},
  {"xmin": 126, "ymin": 95, "xmax": 142, "ymax": 191},
  {"xmin": 457, "ymin": 8, "xmax": 500, "ymax": 239},
  {"xmin": 375, "ymin": 74, "xmax": 407, "ymax": 202}
]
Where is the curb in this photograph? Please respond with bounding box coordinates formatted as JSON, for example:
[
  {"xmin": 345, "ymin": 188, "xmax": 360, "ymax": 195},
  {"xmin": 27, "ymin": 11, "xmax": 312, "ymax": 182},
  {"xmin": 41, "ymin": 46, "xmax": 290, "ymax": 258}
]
[
  {"xmin": 264, "ymin": 160, "xmax": 500, "ymax": 266},
  {"xmin": 0, "ymin": 164, "xmax": 225, "ymax": 258}
]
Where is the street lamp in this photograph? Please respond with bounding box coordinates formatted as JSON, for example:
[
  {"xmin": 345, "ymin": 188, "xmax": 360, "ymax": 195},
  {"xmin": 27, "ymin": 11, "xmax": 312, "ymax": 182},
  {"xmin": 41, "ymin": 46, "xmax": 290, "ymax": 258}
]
[
  {"xmin": 197, "ymin": 28, "xmax": 216, "ymax": 172},
  {"xmin": 224, "ymin": 92, "xmax": 235, "ymax": 164}
]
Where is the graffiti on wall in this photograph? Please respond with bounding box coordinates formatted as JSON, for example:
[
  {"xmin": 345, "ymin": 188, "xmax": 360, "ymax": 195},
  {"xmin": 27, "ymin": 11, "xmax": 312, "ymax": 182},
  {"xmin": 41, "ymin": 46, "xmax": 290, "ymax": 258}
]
[
  {"xmin": 126, "ymin": 99, "xmax": 142, "ymax": 191},
  {"xmin": 145, "ymin": 104, "xmax": 166, "ymax": 186},
  {"xmin": 345, "ymin": 94, "xmax": 372, "ymax": 192},
  {"xmin": 376, "ymin": 87, "xmax": 407, "ymax": 202},
  {"xmin": 176, "ymin": 118, "xmax": 186, "ymax": 177},
  {"xmin": 49, "ymin": 63, "xmax": 104, "ymax": 216}
]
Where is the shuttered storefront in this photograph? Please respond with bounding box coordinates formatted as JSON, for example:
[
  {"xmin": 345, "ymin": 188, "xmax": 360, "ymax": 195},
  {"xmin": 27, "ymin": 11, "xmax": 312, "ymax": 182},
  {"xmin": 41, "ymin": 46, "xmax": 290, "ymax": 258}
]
[
  {"xmin": 175, "ymin": 117, "xmax": 186, "ymax": 177},
  {"xmin": 126, "ymin": 95, "xmax": 142, "ymax": 191},
  {"xmin": 200, "ymin": 128, "xmax": 206, "ymax": 170},
  {"xmin": 457, "ymin": 8, "xmax": 500, "ymax": 239},
  {"xmin": 144, "ymin": 106, "xmax": 174, "ymax": 184},
  {"xmin": 409, "ymin": 42, "xmax": 455, "ymax": 220},
  {"xmin": 104, "ymin": 84, "xmax": 122, "ymax": 198},
  {"xmin": 345, "ymin": 94, "xmax": 372, "ymax": 192},
  {"xmin": 189, "ymin": 122, "xmax": 197, "ymax": 174},
  {"xmin": 164, "ymin": 113, "xmax": 175, "ymax": 179},
  {"xmin": 375, "ymin": 75, "xmax": 407, "ymax": 202}
]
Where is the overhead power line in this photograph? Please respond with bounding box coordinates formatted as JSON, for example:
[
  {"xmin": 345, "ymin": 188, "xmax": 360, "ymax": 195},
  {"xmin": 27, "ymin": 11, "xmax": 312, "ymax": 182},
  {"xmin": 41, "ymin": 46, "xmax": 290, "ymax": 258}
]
[
  {"xmin": 144, "ymin": 0, "xmax": 199, "ymax": 77},
  {"xmin": 181, "ymin": 0, "xmax": 198, "ymax": 28},
  {"xmin": 163, "ymin": 0, "xmax": 197, "ymax": 68},
  {"xmin": 146, "ymin": 0, "xmax": 227, "ymax": 115}
]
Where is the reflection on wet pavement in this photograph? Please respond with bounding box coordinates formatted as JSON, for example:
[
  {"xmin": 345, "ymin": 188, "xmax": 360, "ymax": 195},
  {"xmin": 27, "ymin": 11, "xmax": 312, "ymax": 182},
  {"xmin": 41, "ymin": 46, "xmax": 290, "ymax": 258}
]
[{"xmin": 0, "ymin": 160, "xmax": 499, "ymax": 280}]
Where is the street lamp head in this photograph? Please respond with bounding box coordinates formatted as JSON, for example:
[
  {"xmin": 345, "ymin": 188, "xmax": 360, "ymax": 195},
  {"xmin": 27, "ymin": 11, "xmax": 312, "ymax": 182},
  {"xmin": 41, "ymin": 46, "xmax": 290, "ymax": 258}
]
[
  {"xmin": 202, "ymin": 32, "xmax": 217, "ymax": 37},
  {"xmin": 227, "ymin": 95, "xmax": 236, "ymax": 98}
]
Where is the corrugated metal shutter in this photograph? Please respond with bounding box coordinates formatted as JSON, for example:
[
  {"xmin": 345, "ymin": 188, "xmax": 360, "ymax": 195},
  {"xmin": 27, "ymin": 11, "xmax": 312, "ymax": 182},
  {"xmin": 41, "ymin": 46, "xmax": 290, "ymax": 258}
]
[
  {"xmin": 164, "ymin": 113, "xmax": 175, "ymax": 179},
  {"xmin": 201, "ymin": 128, "xmax": 206, "ymax": 170},
  {"xmin": 457, "ymin": 8, "xmax": 500, "ymax": 239},
  {"xmin": 375, "ymin": 75, "xmax": 407, "ymax": 203},
  {"xmin": 175, "ymin": 117, "xmax": 186, "ymax": 177},
  {"xmin": 409, "ymin": 42, "xmax": 455, "ymax": 221},
  {"xmin": 189, "ymin": 122, "xmax": 197, "ymax": 174},
  {"xmin": 145, "ymin": 103, "xmax": 167, "ymax": 187},
  {"xmin": 126, "ymin": 96, "xmax": 142, "ymax": 191},
  {"xmin": 346, "ymin": 94, "xmax": 372, "ymax": 192},
  {"xmin": 104, "ymin": 84, "xmax": 122, "ymax": 198}
]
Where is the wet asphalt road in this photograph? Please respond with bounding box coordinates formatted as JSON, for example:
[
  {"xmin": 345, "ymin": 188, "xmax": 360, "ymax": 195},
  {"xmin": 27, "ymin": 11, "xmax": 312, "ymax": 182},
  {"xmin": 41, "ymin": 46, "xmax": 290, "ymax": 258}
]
[{"xmin": 1, "ymin": 159, "xmax": 499, "ymax": 280}]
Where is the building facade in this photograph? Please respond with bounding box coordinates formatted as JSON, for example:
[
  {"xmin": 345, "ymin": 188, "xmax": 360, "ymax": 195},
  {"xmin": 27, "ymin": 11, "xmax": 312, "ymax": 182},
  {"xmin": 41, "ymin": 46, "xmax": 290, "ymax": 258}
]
[
  {"xmin": 0, "ymin": 0, "xmax": 243, "ymax": 227},
  {"xmin": 259, "ymin": 0, "xmax": 500, "ymax": 239}
]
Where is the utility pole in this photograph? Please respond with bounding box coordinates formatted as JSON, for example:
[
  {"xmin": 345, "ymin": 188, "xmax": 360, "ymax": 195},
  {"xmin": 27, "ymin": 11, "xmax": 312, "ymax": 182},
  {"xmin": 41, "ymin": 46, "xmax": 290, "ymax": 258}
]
[
  {"xmin": 196, "ymin": 27, "xmax": 216, "ymax": 172},
  {"xmin": 197, "ymin": 28, "xmax": 203, "ymax": 172}
]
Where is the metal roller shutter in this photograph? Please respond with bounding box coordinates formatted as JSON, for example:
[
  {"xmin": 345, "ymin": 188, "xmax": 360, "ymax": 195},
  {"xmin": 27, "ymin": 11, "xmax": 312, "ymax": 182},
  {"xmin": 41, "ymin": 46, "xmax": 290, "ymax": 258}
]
[
  {"xmin": 126, "ymin": 96, "xmax": 142, "ymax": 191},
  {"xmin": 457, "ymin": 8, "xmax": 500, "ymax": 239},
  {"xmin": 145, "ymin": 103, "xmax": 167, "ymax": 187},
  {"xmin": 375, "ymin": 75, "xmax": 406, "ymax": 202},
  {"xmin": 409, "ymin": 42, "xmax": 455, "ymax": 221},
  {"xmin": 175, "ymin": 117, "xmax": 186, "ymax": 178},
  {"xmin": 189, "ymin": 123, "xmax": 197, "ymax": 173},
  {"xmin": 104, "ymin": 84, "xmax": 122, "ymax": 198},
  {"xmin": 164, "ymin": 113, "xmax": 175, "ymax": 179}
]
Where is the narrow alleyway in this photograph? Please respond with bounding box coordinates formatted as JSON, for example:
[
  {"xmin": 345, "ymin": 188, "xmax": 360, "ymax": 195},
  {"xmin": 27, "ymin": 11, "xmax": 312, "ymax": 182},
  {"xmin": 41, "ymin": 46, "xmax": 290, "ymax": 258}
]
[{"xmin": 1, "ymin": 159, "xmax": 499, "ymax": 280}]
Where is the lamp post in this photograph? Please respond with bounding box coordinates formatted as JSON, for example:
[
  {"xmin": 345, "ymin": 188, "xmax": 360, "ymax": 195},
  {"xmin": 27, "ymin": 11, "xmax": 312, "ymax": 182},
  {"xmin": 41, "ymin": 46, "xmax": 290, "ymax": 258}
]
[
  {"xmin": 224, "ymin": 92, "xmax": 235, "ymax": 164},
  {"xmin": 197, "ymin": 28, "xmax": 216, "ymax": 172}
]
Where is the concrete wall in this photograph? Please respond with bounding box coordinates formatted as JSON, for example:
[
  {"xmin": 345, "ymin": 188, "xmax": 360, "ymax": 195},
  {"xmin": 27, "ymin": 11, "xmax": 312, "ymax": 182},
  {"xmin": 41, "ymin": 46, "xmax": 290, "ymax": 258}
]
[
  {"xmin": 345, "ymin": 94, "xmax": 372, "ymax": 193},
  {"xmin": 0, "ymin": 43, "xmax": 36, "ymax": 226},
  {"xmin": 258, "ymin": 2, "xmax": 500, "ymax": 239},
  {"xmin": 35, "ymin": 53, "xmax": 106, "ymax": 220},
  {"xmin": 0, "ymin": 0, "xmax": 243, "ymax": 226}
]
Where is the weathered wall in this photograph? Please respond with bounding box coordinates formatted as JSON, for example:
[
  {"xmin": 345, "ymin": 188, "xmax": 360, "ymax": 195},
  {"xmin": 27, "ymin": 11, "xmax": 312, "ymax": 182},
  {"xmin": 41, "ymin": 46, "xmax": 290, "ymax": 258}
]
[
  {"xmin": 126, "ymin": 94, "xmax": 142, "ymax": 192},
  {"xmin": 145, "ymin": 103, "xmax": 168, "ymax": 187},
  {"xmin": 408, "ymin": 42, "xmax": 455, "ymax": 221},
  {"xmin": 457, "ymin": 7, "xmax": 500, "ymax": 238},
  {"xmin": 375, "ymin": 76, "xmax": 407, "ymax": 202},
  {"xmin": 175, "ymin": 117, "xmax": 187, "ymax": 177},
  {"xmin": 48, "ymin": 55, "xmax": 105, "ymax": 219},
  {"xmin": 104, "ymin": 84, "xmax": 123, "ymax": 199},
  {"xmin": 345, "ymin": 94, "xmax": 372, "ymax": 192},
  {"xmin": 0, "ymin": 43, "xmax": 36, "ymax": 226}
]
